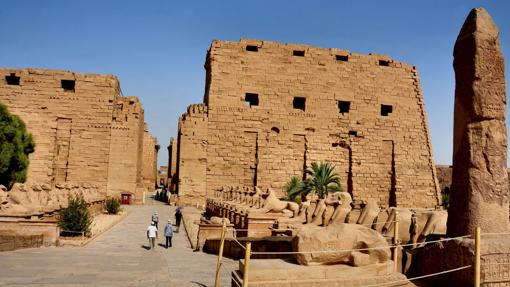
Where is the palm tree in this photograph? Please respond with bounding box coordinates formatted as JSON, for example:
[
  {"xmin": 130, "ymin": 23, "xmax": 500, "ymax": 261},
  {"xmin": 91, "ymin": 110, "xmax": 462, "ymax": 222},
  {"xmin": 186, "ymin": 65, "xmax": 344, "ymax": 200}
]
[
  {"xmin": 284, "ymin": 176, "xmax": 305, "ymax": 202},
  {"xmin": 303, "ymin": 162, "xmax": 342, "ymax": 199}
]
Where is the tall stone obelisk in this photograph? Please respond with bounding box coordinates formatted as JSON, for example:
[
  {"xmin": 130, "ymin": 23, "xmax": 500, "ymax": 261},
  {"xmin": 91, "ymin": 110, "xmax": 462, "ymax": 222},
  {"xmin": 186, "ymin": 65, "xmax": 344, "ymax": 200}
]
[{"xmin": 448, "ymin": 8, "xmax": 510, "ymax": 237}]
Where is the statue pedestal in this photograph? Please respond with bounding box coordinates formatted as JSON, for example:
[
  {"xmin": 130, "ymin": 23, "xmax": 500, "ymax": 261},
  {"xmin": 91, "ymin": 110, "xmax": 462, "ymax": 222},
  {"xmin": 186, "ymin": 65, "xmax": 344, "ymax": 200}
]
[
  {"xmin": 231, "ymin": 259, "xmax": 412, "ymax": 287},
  {"xmin": 197, "ymin": 221, "xmax": 234, "ymax": 250},
  {"xmin": 244, "ymin": 213, "xmax": 291, "ymax": 237}
]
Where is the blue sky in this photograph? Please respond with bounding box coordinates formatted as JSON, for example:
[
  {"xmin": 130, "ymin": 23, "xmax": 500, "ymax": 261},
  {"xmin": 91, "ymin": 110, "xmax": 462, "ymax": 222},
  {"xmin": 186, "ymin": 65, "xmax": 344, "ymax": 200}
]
[{"xmin": 1, "ymin": 1, "xmax": 509, "ymax": 167}]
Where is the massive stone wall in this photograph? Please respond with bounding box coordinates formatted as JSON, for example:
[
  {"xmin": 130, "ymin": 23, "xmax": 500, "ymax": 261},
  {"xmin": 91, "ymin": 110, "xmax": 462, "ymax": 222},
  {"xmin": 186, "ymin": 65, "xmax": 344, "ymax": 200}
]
[
  {"xmin": 177, "ymin": 104, "xmax": 208, "ymax": 204},
  {"xmin": 107, "ymin": 96, "xmax": 145, "ymax": 202},
  {"xmin": 177, "ymin": 39, "xmax": 441, "ymax": 207},
  {"xmin": 0, "ymin": 68, "xmax": 118, "ymax": 191},
  {"xmin": 142, "ymin": 124, "xmax": 159, "ymax": 192},
  {"xmin": 0, "ymin": 68, "xmax": 150, "ymax": 202}
]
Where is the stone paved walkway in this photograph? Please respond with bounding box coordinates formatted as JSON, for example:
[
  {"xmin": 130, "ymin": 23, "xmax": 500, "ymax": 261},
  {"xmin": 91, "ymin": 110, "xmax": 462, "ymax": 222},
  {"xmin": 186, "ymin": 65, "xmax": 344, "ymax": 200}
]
[{"xmin": 0, "ymin": 199, "xmax": 237, "ymax": 287}]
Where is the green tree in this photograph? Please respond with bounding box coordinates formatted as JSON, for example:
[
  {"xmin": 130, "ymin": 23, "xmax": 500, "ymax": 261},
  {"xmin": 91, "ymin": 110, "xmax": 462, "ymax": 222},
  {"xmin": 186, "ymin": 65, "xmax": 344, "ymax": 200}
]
[
  {"xmin": 0, "ymin": 103, "xmax": 35, "ymax": 189},
  {"xmin": 58, "ymin": 194, "xmax": 92, "ymax": 236},
  {"xmin": 105, "ymin": 197, "xmax": 121, "ymax": 214},
  {"xmin": 303, "ymin": 162, "xmax": 343, "ymax": 199},
  {"xmin": 284, "ymin": 176, "xmax": 305, "ymax": 203}
]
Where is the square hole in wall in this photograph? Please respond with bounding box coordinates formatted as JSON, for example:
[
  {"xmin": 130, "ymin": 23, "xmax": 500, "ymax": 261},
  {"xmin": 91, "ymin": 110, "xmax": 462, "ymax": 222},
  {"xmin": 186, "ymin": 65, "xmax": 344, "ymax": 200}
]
[
  {"xmin": 293, "ymin": 50, "xmax": 305, "ymax": 57},
  {"xmin": 336, "ymin": 55, "xmax": 349, "ymax": 62},
  {"xmin": 61, "ymin": 80, "xmax": 75, "ymax": 92},
  {"xmin": 348, "ymin": 130, "xmax": 358, "ymax": 137},
  {"xmin": 293, "ymin": 97, "xmax": 306, "ymax": 111},
  {"xmin": 381, "ymin": 104, "xmax": 393, "ymax": 116},
  {"xmin": 244, "ymin": 93, "xmax": 259, "ymax": 107},
  {"xmin": 246, "ymin": 45, "xmax": 258, "ymax": 52},
  {"xmin": 5, "ymin": 73, "xmax": 20, "ymax": 85},
  {"xmin": 379, "ymin": 60, "xmax": 390, "ymax": 67},
  {"xmin": 338, "ymin": 101, "xmax": 350, "ymax": 113}
]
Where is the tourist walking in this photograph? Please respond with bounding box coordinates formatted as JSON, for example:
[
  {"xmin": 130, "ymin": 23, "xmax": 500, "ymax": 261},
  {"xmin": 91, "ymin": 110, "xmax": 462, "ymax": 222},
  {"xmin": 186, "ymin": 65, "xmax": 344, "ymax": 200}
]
[
  {"xmin": 151, "ymin": 211, "xmax": 159, "ymax": 229},
  {"xmin": 164, "ymin": 219, "xmax": 173, "ymax": 248},
  {"xmin": 175, "ymin": 207, "xmax": 182, "ymax": 233},
  {"xmin": 147, "ymin": 221, "xmax": 158, "ymax": 250}
]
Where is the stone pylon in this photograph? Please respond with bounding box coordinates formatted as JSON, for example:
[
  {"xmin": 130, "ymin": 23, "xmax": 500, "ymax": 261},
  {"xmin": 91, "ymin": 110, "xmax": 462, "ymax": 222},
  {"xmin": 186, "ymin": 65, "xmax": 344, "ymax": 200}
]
[{"xmin": 448, "ymin": 8, "xmax": 510, "ymax": 237}]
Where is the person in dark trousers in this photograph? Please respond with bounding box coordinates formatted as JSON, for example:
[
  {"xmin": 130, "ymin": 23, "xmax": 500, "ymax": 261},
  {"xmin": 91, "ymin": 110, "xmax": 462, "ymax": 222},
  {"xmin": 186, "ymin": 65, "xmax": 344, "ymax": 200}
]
[
  {"xmin": 151, "ymin": 211, "xmax": 159, "ymax": 229},
  {"xmin": 164, "ymin": 219, "xmax": 173, "ymax": 248},
  {"xmin": 175, "ymin": 207, "xmax": 182, "ymax": 233}
]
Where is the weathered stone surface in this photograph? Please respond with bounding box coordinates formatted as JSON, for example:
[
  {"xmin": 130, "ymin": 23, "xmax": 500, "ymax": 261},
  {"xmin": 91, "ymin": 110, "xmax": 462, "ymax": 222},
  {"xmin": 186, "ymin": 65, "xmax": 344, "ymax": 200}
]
[
  {"xmin": 0, "ymin": 68, "xmax": 154, "ymax": 202},
  {"xmin": 0, "ymin": 182, "xmax": 103, "ymax": 216},
  {"xmin": 142, "ymin": 124, "xmax": 159, "ymax": 193},
  {"xmin": 448, "ymin": 8, "xmax": 510, "ymax": 237},
  {"xmin": 292, "ymin": 223, "xmax": 390, "ymax": 266},
  {"xmin": 107, "ymin": 96, "xmax": 146, "ymax": 203},
  {"xmin": 176, "ymin": 39, "xmax": 441, "ymax": 208},
  {"xmin": 166, "ymin": 137, "xmax": 178, "ymax": 192},
  {"xmin": 261, "ymin": 188, "xmax": 299, "ymax": 216},
  {"xmin": 232, "ymin": 259, "xmax": 412, "ymax": 287}
]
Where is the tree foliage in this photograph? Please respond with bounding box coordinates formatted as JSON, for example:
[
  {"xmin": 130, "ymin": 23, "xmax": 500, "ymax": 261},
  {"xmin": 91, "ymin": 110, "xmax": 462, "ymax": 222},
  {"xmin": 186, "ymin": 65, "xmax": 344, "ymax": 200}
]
[
  {"xmin": 0, "ymin": 103, "xmax": 35, "ymax": 189},
  {"xmin": 303, "ymin": 162, "xmax": 343, "ymax": 199},
  {"xmin": 58, "ymin": 194, "xmax": 92, "ymax": 236},
  {"xmin": 284, "ymin": 176, "xmax": 305, "ymax": 203},
  {"xmin": 105, "ymin": 197, "xmax": 121, "ymax": 214},
  {"xmin": 285, "ymin": 162, "xmax": 343, "ymax": 201}
]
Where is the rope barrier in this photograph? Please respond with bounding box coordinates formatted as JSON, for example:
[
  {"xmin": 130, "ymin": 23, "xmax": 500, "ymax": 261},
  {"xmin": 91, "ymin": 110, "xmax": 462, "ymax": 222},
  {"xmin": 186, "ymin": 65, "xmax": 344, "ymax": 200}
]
[
  {"xmin": 250, "ymin": 235, "xmax": 471, "ymax": 255},
  {"xmin": 363, "ymin": 265, "xmax": 472, "ymax": 287},
  {"xmin": 231, "ymin": 274, "xmax": 242, "ymax": 287},
  {"xmin": 232, "ymin": 238, "xmax": 246, "ymax": 250},
  {"xmin": 393, "ymin": 235, "xmax": 471, "ymax": 249},
  {"xmin": 220, "ymin": 262, "xmax": 241, "ymax": 287}
]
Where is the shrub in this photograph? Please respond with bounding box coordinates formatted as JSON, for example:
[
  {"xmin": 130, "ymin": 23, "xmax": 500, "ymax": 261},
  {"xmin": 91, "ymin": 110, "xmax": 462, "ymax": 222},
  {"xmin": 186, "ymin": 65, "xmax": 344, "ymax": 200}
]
[
  {"xmin": 0, "ymin": 103, "xmax": 35, "ymax": 189},
  {"xmin": 284, "ymin": 176, "xmax": 305, "ymax": 203},
  {"xmin": 58, "ymin": 194, "xmax": 91, "ymax": 237},
  {"xmin": 303, "ymin": 162, "xmax": 343, "ymax": 199},
  {"xmin": 105, "ymin": 197, "xmax": 121, "ymax": 214}
]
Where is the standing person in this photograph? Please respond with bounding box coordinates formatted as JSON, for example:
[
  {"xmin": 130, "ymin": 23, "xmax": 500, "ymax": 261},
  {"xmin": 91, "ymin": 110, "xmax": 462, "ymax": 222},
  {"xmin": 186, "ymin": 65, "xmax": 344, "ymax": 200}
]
[
  {"xmin": 164, "ymin": 219, "xmax": 173, "ymax": 248},
  {"xmin": 175, "ymin": 207, "xmax": 182, "ymax": 233},
  {"xmin": 151, "ymin": 211, "xmax": 159, "ymax": 229},
  {"xmin": 147, "ymin": 221, "xmax": 158, "ymax": 250}
]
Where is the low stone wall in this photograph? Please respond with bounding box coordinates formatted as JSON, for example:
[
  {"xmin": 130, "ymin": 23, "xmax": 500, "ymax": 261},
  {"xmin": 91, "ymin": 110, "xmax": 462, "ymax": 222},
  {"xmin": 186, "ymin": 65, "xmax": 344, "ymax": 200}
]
[
  {"xmin": 88, "ymin": 200, "xmax": 105, "ymax": 216},
  {"xmin": 0, "ymin": 199, "xmax": 105, "ymax": 251},
  {"xmin": 0, "ymin": 219, "xmax": 59, "ymax": 250},
  {"xmin": 0, "ymin": 234, "xmax": 44, "ymax": 251}
]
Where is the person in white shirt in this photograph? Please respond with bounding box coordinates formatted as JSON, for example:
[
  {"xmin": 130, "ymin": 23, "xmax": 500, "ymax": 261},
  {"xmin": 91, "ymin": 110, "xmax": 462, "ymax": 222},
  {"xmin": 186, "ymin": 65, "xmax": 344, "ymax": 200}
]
[{"xmin": 147, "ymin": 221, "xmax": 158, "ymax": 250}]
